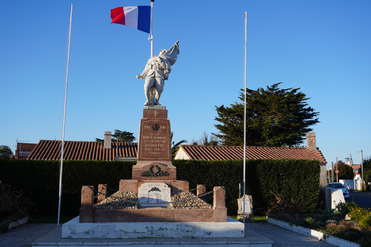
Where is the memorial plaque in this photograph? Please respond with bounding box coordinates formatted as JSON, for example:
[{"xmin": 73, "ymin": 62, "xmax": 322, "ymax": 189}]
[
  {"xmin": 138, "ymin": 119, "xmax": 171, "ymax": 160},
  {"xmin": 243, "ymin": 201, "xmax": 251, "ymax": 213},
  {"xmin": 138, "ymin": 183, "xmax": 171, "ymax": 208},
  {"xmin": 237, "ymin": 195, "xmax": 254, "ymax": 222}
]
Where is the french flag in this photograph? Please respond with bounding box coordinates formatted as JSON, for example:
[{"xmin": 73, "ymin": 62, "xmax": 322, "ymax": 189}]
[{"xmin": 111, "ymin": 6, "xmax": 151, "ymax": 33}]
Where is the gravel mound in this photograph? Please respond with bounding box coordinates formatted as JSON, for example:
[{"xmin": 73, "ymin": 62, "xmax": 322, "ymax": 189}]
[{"xmin": 94, "ymin": 190, "xmax": 212, "ymax": 210}]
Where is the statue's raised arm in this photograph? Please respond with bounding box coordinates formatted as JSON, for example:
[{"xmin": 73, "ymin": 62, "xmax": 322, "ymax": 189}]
[
  {"xmin": 160, "ymin": 41, "xmax": 179, "ymax": 66},
  {"xmin": 136, "ymin": 41, "xmax": 180, "ymax": 106}
]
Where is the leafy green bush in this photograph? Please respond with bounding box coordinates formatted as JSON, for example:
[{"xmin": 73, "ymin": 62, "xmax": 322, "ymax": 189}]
[
  {"xmin": 349, "ymin": 206, "xmax": 370, "ymax": 223},
  {"xmin": 359, "ymin": 214, "xmax": 371, "ymax": 229}
]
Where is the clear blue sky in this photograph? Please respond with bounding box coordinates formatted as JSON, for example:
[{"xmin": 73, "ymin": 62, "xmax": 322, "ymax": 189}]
[{"xmin": 1, "ymin": 0, "xmax": 370, "ymax": 167}]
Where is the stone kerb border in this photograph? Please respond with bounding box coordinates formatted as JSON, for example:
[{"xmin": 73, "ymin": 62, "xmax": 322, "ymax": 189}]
[
  {"xmin": 267, "ymin": 217, "xmax": 361, "ymax": 247},
  {"xmin": 0, "ymin": 217, "xmax": 29, "ymax": 232}
]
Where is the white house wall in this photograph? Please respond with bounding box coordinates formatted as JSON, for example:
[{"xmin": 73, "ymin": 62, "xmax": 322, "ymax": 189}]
[{"xmin": 174, "ymin": 148, "xmax": 190, "ymax": 160}]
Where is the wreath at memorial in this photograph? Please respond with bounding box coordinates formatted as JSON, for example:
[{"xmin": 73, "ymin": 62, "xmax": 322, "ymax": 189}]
[{"xmin": 141, "ymin": 165, "xmax": 169, "ymax": 177}]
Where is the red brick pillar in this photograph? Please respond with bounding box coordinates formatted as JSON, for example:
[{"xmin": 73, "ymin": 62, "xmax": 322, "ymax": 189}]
[
  {"xmin": 79, "ymin": 185, "xmax": 94, "ymax": 222},
  {"xmin": 213, "ymin": 186, "xmax": 227, "ymax": 222},
  {"xmin": 197, "ymin": 184, "xmax": 206, "ymax": 198},
  {"xmin": 97, "ymin": 184, "xmax": 107, "ymax": 203}
]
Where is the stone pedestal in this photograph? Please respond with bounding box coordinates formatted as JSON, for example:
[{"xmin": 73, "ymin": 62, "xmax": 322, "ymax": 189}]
[{"xmin": 132, "ymin": 107, "xmax": 176, "ymax": 180}]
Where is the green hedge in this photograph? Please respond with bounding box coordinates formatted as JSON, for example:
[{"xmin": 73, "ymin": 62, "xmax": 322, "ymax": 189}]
[
  {"xmin": 0, "ymin": 159, "xmax": 320, "ymax": 217},
  {"xmin": 176, "ymin": 159, "xmax": 320, "ymax": 215}
]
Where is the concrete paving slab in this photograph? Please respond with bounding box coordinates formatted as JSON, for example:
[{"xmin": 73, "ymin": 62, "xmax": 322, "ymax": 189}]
[
  {"xmin": 0, "ymin": 223, "xmax": 57, "ymax": 247},
  {"xmin": 245, "ymin": 223, "xmax": 334, "ymax": 247},
  {"xmin": 33, "ymin": 225, "xmax": 273, "ymax": 246},
  {"xmin": 0, "ymin": 222, "xmax": 337, "ymax": 247}
]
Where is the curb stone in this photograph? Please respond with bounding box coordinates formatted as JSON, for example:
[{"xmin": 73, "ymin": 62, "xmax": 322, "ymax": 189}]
[
  {"xmin": 267, "ymin": 217, "xmax": 360, "ymax": 247},
  {"xmin": 0, "ymin": 217, "xmax": 29, "ymax": 233},
  {"xmin": 8, "ymin": 217, "xmax": 29, "ymax": 230}
]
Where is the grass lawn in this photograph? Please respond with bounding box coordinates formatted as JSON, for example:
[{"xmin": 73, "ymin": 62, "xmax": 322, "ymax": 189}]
[{"xmin": 229, "ymin": 215, "xmax": 267, "ymax": 223}]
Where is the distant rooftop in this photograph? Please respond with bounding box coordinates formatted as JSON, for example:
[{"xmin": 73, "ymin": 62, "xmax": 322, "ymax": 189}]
[
  {"xmin": 27, "ymin": 140, "xmax": 137, "ymax": 161},
  {"xmin": 175, "ymin": 145, "xmax": 327, "ymax": 164}
]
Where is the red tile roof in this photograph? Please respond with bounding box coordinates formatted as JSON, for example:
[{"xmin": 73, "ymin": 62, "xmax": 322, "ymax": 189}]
[
  {"xmin": 177, "ymin": 145, "xmax": 327, "ymax": 164},
  {"xmin": 14, "ymin": 143, "xmax": 37, "ymax": 159},
  {"xmin": 349, "ymin": 164, "xmax": 361, "ymax": 169},
  {"xmin": 27, "ymin": 140, "xmax": 137, "ymax": 161}
]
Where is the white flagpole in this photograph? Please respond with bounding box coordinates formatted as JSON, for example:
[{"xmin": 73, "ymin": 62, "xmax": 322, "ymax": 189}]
[
  {"xmin": 58, "ymin": 2, "xmax": 73, "ymax": 226},
  {"xmin": 242, "ymin": 11, "xmax": 247, "ymax": 227},
  {"xmin": 150, "ymin": 0, "xmax": 154, "ymax": 57}
]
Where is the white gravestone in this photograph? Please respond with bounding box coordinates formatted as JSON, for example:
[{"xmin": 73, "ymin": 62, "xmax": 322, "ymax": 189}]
[{"xmin": 138, "ymin": 183, "xmax": 171, "ymax": 208}]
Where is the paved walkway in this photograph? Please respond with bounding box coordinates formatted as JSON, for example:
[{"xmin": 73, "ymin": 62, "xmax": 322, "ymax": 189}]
[
  {"xmin": 0, "ymin": 223, "xmax": 58, "ymax": 247},
  {"xmin": 0, "ymin": 222, "xmax": 334, "ymax": 247},
  {"xmin": 245, "ymin": 223, "xmax": 334, "ymax": 247}
]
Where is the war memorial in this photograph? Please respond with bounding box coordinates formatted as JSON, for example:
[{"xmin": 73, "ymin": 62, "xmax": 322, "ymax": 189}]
[
  {"xmin": 32, "ymin": 3, "xmax": 273, "ymax": 246},
  {"xmin": 54, "ymin": 39, "xmax": 272, "ymax": 245},
  {"xmin": 61, "ymin": 40, "xmax": 237, "ymax": 236}
]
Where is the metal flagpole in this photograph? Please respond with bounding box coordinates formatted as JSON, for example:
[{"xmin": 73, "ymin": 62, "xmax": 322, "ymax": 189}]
[
  {"xmin": 58, "ymin": 2, "xmax": 73, "ymax": 226},
  {"xmin": 243, "ymin": 11, "xmax": 247, "ymax": 227},
  {"xmin": 149, "ymin": 0, "xmax": 154, "ymax": 57},
  {"xmin": 361, "ymin": 150, "xmax": 364, "ymax": 190}
]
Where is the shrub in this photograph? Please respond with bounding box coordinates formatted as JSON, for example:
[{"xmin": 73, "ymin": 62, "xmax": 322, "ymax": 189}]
[
  {"xmin": 326, "ymin": 222, "xmax": 341, "ymax": 234},
  {"xmin": 305, "ymin": 217, "xmax": 315, "ymax": 226},
  {"xmin": 0, "ymin": 181, "xmax": 32, "ymax": 221},
  {"xmin": 349, "ymin": 207, "xmax": 370, "ymax": 223},
  {"xmin": 342, "ymin": 228, "xmax": 361, "ymax": 242},
  {"xmin": 360, "ymin": 214, "xmax": 371, "ymax": 229}
]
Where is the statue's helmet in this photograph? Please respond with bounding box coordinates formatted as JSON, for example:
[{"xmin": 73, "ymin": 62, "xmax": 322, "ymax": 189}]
[{"xmin": 159, "ymin": 49, "xmax": 166, "ymax": 55}]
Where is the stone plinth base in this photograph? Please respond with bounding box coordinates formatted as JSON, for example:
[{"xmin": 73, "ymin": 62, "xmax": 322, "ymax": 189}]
[
  {"xmin": 62, "ymin": 217, "xmax": 244, "ymax": 239},
  {"xmin": 93, "ymin": 208, "xmax": 216, "ymax": 222},
  {"xmin": 80, "ymin": 185, "xmax": 227, "ymax": 223}
]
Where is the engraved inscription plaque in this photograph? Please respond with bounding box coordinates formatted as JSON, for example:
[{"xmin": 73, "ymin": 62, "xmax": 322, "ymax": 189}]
[{"xmin": 138, "ymin": 119, "xmax": 171, "ymax": 161}]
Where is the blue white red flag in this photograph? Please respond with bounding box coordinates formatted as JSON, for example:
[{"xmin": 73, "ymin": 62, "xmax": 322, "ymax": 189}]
[{"xmin": 110, "ymin": 6, "xmax": 150, "ymax": 33}]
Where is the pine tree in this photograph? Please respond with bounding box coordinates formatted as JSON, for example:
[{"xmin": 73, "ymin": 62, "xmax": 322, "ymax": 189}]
[{"xmin": 214, "ymin": 83, "xmax": 319, "ymax": 146}]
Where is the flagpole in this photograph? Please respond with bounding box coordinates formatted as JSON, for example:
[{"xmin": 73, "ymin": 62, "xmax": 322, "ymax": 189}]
[
  {"xmin": 58, "ymin": 2, "xmax": 73, "ymax": 226},
  {"xmin": 242, "ymin": 11, "xmax": 247, "ymax": 227},
  {"xmin": 150, "ymin": 0, "xmax": 154, "ymax": 57}
]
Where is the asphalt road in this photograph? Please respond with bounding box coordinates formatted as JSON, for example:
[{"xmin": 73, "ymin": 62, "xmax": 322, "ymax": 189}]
[{"xmin": 348, "ymin": 191, "xmax": 371, "ymax": 209}]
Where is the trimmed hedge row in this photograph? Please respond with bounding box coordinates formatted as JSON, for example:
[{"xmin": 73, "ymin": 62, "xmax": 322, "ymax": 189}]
[{"xmin": 0, "ymin": 159, "xmax": 320, "ymax": 217}]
